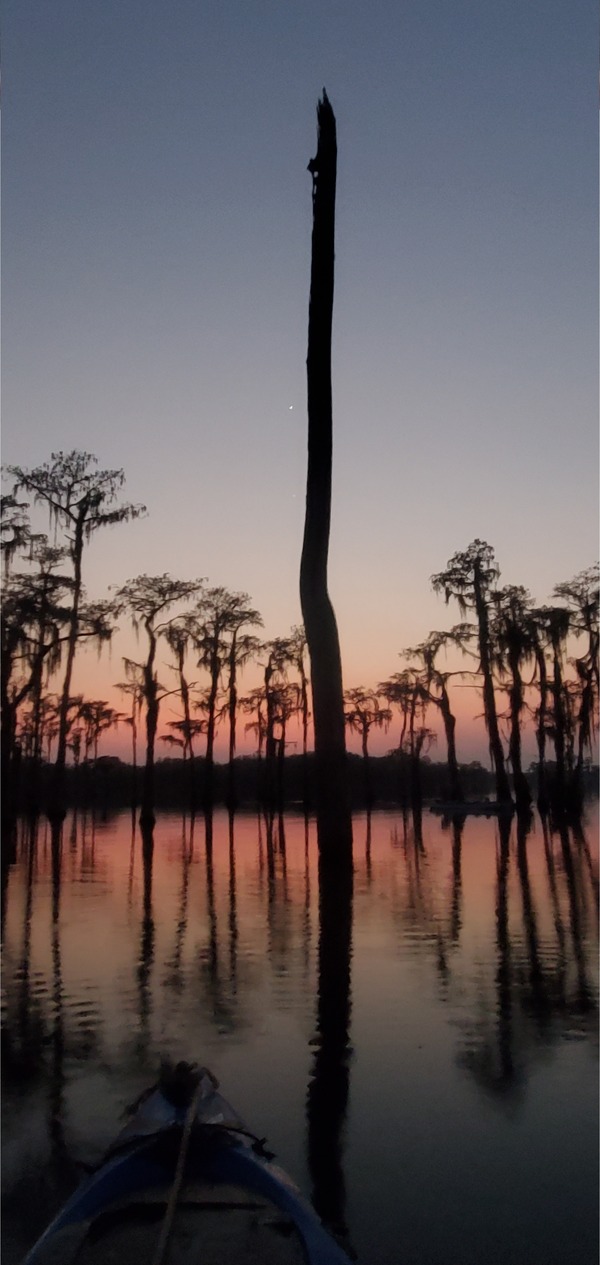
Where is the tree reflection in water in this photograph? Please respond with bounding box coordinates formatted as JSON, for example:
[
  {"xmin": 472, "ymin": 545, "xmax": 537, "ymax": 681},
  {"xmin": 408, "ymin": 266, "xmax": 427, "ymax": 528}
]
[
  {"xmin": 571, "ymin": 817, "xmax": 599, "ymax": 909},
  {"xmin": 448, "ymin": 815, "xmax": 464, "ymax": 945},
  {"xmin": 0, "ymin": 806, "xmax": 597, "ymax": 1265},
  {"xmin": 7, "ymin": 818, "xmax": 39, "ymax": 1081},
  {"xmin": 307, "ymin": 847, "xmax": 354, "ymax": 1254},
  {"xmin": 136, "ymin": 821, "xmax": 155, "ymax": 1059},
  {"xmin": 364, "ymin": 810, "xmax": 372, "ymax": 884},
  {"xmin": 194, "ymin": 808, "xmax": 243, "ymax": 1036},
  {"xmin": 200, "ymin": 807, "xmax": 220, "ymax": 1022},
  {"xmin": 516, "ymin": 814, "xmax": 549, "ymax": 1026},
  {"xmin": 163, "ymin": 814, "xmax": 194, "ymax": 991},
  {"xmin": 228, "ymin": 810, "xmax": 238, "ymax": 992},
  {"xmin": 555, "ymin": 816, "xmax": 596, "ymax": 1013},
  {"xmin": 126, "ymin": 809, "xmax": 136, "ymax": 909},
  {"xmin": 49, "ymin": 820, "xmax": 74, "ymax": 1185},
  {"xmin": 454, "ymin": 812, "xmax": 598, "ymax": 1099}
]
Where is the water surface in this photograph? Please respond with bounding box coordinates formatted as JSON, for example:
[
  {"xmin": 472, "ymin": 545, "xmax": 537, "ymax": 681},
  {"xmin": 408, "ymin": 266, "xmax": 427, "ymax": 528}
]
[{"xmin": 2, "ymin": 807, "xmax": 598, "ymax": 1264}]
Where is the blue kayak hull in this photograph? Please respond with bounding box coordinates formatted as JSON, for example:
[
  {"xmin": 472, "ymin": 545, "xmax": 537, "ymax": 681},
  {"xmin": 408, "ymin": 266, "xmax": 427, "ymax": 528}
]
[{"xmin": 23, "ymin": 1066, "xmax": 353, "ymax": 1265}]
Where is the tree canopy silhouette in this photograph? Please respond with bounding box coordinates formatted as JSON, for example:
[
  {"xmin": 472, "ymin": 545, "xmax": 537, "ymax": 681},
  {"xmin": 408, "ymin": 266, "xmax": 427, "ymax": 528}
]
[
  {"xmin": 8, "ymin": 452, "xmax": 145, "ymax": 819},
  {"xmin": 490, "ymin": 586, "xmax": 535, "ymax": 815},
  {"xmin": 432, "ymin": 540, "xmax": 512, "ymax": 805},
  {"xmin": 402, "ymin": 625, "xmax": 472, "ymax": 804},
  {"xmin": 344, "ymin": 687, "xmax": 392, "ymax": 807},
  {"xmin": 188, "ymin": 587, "xmax": 262, "ymax": 809},
  {"xmin": 113, "ymin": 573, "xmax": 202, "ymax": 825}
]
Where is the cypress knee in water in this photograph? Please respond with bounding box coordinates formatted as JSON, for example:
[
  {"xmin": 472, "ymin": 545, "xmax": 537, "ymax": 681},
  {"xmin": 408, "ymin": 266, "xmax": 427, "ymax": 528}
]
[{"xmin": 300, "ymin": 90, "xmax": 352, "ymax": 865}]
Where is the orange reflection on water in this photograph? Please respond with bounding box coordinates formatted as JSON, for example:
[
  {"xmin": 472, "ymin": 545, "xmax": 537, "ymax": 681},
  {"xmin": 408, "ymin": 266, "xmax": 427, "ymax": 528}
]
[{"xmin": 2, "ymin": 804, "xmax": 598, "ymax": 1265}]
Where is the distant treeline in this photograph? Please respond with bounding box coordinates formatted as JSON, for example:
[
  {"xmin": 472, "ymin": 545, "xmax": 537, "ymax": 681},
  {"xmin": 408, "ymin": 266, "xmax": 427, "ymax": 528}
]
[
  {"xmin": 2, "ymin": 451, "xmax": 598, "ymax": 825},
  {"xmin": 11, "ymin": 752, "xmax": 599, "ymax": 816}
]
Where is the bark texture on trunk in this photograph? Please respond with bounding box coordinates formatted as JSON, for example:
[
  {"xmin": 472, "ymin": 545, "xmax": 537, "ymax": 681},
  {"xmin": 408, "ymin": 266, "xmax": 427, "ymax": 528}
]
[
  {"xmin": 307, "ymin": 854, "xmax": 353, "ymax": 1247},
  {"xmin": 300, "ymin": 91, "xmax": 352, "ymax": 863}
]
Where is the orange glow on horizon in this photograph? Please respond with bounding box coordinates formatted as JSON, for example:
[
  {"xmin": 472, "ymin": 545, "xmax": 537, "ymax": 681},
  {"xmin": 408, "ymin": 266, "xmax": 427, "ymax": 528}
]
[{"xmin": 50, "ymin": 620, "xmax": 593, "ymax": 771}]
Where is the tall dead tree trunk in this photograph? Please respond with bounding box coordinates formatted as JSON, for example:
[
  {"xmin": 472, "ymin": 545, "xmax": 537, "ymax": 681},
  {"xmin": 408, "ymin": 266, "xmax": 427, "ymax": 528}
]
[{"xmin": 300, "ymin": 90, "xmax": 352, "ymax": 866}]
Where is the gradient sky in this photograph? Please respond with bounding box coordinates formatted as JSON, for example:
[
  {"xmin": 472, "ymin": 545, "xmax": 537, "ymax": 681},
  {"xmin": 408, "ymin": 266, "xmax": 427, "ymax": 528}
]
[{"xmin": 3, "ymin": 0, "xmax": 598, "ymax": 761}]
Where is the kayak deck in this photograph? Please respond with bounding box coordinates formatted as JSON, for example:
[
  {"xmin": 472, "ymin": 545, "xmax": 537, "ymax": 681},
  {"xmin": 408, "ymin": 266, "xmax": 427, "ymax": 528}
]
[
  {"xmin": 33, "ymin": 1180, "xmax": 308, "ymax": 1264},
  {"xmin": 23, "ymin": 1064, "xmax": 353, "ymax": 1265}
]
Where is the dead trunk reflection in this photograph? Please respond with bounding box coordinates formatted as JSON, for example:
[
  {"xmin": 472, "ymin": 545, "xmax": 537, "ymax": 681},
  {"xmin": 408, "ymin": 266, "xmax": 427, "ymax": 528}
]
[{"xmin": 307, "ymin": 852, "xmax": 353, "ymax": 1252}]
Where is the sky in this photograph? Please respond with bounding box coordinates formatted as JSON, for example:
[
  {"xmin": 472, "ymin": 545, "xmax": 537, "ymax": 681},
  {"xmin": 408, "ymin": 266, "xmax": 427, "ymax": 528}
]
[{"xmin": 3, "ymin": 0, "xmax": 598, "ymax": 762}]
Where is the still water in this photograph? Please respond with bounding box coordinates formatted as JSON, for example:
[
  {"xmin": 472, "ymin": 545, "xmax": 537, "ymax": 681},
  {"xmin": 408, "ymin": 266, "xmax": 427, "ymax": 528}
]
[{"xmin": 1, "ymin": 807, "xmax": 598, "ymax": 1264}]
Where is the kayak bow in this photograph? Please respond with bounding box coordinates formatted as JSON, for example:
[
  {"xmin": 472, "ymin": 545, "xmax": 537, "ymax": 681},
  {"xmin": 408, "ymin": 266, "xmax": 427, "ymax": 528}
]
[{"xmin": 23, "ymin": 1062, "xmax": 354, "ymax": 1265}]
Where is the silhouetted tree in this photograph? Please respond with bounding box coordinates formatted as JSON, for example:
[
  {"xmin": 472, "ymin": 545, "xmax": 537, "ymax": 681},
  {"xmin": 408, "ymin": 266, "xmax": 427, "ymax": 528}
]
[
  {"xmin": 221, "ymin": 598, "xmax": 262, "ymax": 809},
  {"xmin": 272, "ymin": 680, "xmax": 302, "ymax": 810},
  {"xmin": 18, "ymin": 546, "xmax": 71, "ymax": 775},
  {"xmin": 260, "ymin": 638, "xmax": 293, "ymax": 810},
  {"xmin": 113, "ymin": 574, "xmax": 201, "ymax": 825},
  {"xmin": 344, "ymin": 687, "xmax": 391, "ymax": 807},
  {"xmin": 41, "ymin": 696, "xmax": 61, "ymax": 763},
  {"xmin": 160, "ymin": 715, "xmax": 206, "ymax": 760},
  {"xmin": 553, "ymin": 565, "xmax": 599, "ymax": 809},
  {"xmin": 539, "ymin": 606, "xmax": 572, "ymax": 806},
  {"xmin": 67, "ymin": 724, "xmax": 83, "ymax": 776},
  {"xmin": 77, "ymin": 700, "xmax": 121, "ymax": 765},
  {"xmin": 1, "ymin": 552, "xmax": 69, "ymax": 815},
  {"xmin": 240, "ymin": 686, "xmax": 267, "ymax": 763},
  {"xmin": 432, "ymin": 540, "xmax": 512, "ymax": 805},
  {"xmin": 553, "ymin": 565, "xmax": 600, "ymax": 692},
  {"xmin": 285, "ymin": 625, "xmax": 311, "ymax": 808},
  {"xmin": 403, "ymin": 624, "xmax": 472, "ymax": 803},
  {"xmin": 299, "ymin": 91, "xmax": 352, "ymax": 864},
  {"xmin": 189, "ymin": 588, "xmax": 260, "ymax": 808},
  {"xmin": 407, "ymin": 724, "xmax": 436, "ymax": 832},
  {"xmin": 379, "ymin": 670, "xmax": 412, "ymax": 752},
  {"xmin": 163, "ymin": 617, "xmax": 206, "ymax": 810},
  {"xmin": 2, "ymin": 555, "xmax": 110, "ymax": 818},
  {"xmin": 116, "ymin": 677, "xmax": 144, "ymax": 807},
  {"xmin": 8, "ymin": 452, "xmax": 144, "ymax": 819},
  {"xmin": 491, "ymin": 586, "xmax": 534, "ymax": 815},
  {"xmin": 0, "ymin": 493, "xmax": 37, "ymax": 575},
  {"xmin": 163, "ymin": 620, "xmax": 198, "ymax": 762},
  {"xmin": 258, "ymin": 634, "xmax": 311, "ymax": 810},
  {"xmin": 379, "ymin": 669, "xmax": 420, "ymax": 808},
  {"xmin": 529, "ymin": 607, "xmax": 554, "ymax": 812}
]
